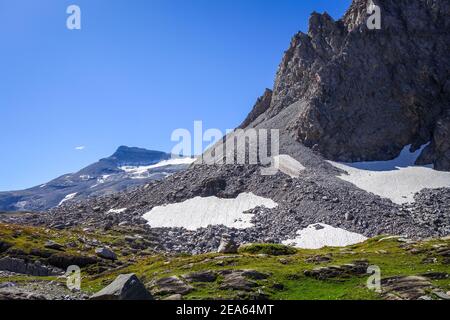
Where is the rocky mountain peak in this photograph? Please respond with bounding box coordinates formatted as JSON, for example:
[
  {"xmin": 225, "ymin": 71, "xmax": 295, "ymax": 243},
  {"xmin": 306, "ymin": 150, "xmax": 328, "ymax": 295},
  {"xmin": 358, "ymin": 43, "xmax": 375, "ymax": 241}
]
[
  {"xmin": 242, "ymin": 0, "xmax": 450, "ymax": 170},
  {"xmin": 108, "ymin": 146, "xmax": 170, "ymax": 166}
]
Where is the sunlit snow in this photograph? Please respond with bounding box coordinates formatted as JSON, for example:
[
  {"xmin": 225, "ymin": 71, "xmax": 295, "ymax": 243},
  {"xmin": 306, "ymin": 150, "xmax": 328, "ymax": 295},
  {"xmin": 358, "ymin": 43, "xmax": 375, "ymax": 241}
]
[
  {"xmin": 58, "ymin": 193, "xmax": 77, "ymax": 206},
  {"xmin": 143, "ymin": 192, "xmax": 278, "ymax": 230},
  {"xmin": 328, "ymin": 144, "xmax": 450, "ymax": 204},
  {"xmin": 120, "ymin": 157, "xmax": 196, "ymax": 179},
  {"xmin": 283, "ymin": 224, "xmax": 367, "ymax": 249}
]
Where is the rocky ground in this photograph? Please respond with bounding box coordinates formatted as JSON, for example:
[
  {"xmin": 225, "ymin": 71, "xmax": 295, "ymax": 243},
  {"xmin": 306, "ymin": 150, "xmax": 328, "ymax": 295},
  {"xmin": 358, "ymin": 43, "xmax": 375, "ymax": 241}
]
[
  {"xmin": 2, "ymin": 158, "xmax": 448, "ymax": 254},
  {"xmin": 0, "ymin": 223, "xmax": 449, "ymax": 300}
]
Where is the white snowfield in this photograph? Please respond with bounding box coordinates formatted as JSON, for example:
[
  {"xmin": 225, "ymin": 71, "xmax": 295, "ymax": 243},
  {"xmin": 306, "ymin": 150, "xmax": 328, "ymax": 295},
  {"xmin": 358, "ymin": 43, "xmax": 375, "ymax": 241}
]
[
  {"xmin": 274, "ymin": 155, "xmax": 305, "ymax": 178},
  {"xmin": 283, "ymin": 224, "xmax": 368, "ymax": 249},
  {"xmin": 120, "ymin": 157, "xmax": 196, "ymax": 179},
  {"xmin": 328, "ymin": 144, "xmax": 450, "ymax": 204},
  {"xmin": 143, "ymin": 192, "xmax": 278, "ymax": 230},
  {"xmin": 58, "ymin": 192, "xmax": 77, "ymax": 206}
]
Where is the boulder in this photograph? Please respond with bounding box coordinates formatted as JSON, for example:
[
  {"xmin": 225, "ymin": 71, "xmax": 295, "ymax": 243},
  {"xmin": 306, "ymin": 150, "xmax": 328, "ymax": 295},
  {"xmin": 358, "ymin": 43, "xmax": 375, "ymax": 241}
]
[
  {"xmin": 90, "ymin": 273, "xmax": 153, "ymax": 300},
  {"xmin": 217, "ymin": 234, "xmax": 238, "ymax": 254},
  {"xmin": 95, "ymin": 247, "xmax": 117, "ymax": 260},
  {"xmin": 44, "ymin": 241, "xmax": 65, "ymax": 251},
  {"xmin": 48, "ymin": 253, "xmax": 98, "ymax": 269},
  {"xmin": 0, "ymin": 241, "xmax": 12, "ymax": 253}
]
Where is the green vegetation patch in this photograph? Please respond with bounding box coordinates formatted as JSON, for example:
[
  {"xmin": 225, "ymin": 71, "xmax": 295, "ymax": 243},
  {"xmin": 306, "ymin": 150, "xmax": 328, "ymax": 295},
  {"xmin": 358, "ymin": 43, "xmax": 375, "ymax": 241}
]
[{"xmin": 238, "ymin": 243, "xmax": 297, "ymax": 256}]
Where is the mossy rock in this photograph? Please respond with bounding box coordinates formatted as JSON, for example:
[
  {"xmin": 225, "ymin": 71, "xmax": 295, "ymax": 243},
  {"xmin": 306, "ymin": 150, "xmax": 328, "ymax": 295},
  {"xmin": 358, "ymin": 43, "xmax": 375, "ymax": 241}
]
[{"xmin": 238, "ymin": 243, "xmax": 297, "ymax": 256}]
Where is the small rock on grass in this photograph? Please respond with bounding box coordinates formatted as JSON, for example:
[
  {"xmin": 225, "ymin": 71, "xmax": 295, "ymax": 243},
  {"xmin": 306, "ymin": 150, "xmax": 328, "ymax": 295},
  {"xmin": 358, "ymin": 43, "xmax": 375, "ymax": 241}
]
[
  {"xmin": 44, "ymin": 240, "xmax": 65, "ymax": 251},
  {"xmin": 95, "ymin": 247, "xmax": 117, "ymax": 260}
]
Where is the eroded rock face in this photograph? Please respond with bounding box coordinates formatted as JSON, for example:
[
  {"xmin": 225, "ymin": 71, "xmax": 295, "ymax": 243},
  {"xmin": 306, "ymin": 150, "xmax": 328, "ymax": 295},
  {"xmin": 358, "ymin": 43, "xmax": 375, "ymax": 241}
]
[
  {"xmin": 0, "ymin": 257, "xmax": 60, "ymax": 277},
  {"xmin": 243, "ymin": 0, "xmax": 450, "ymax": 170}
]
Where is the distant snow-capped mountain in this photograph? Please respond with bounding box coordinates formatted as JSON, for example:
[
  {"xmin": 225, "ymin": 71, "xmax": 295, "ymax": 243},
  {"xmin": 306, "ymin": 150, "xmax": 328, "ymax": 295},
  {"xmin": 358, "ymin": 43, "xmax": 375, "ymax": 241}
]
[{"xmin": 0, "ymin": 146, "xmax": 194, "ymax": 212}]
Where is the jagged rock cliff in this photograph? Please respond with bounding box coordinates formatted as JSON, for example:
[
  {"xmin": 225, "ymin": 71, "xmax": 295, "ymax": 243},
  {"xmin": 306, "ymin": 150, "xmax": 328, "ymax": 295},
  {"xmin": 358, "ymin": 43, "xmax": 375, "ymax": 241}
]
[
  {"xmin": 243, "ymin": 0, "xmax": 450, "ymax": 170},
  {"xmin": 239, "ymin": 89, "xmax": 273, "ymax": 129}
]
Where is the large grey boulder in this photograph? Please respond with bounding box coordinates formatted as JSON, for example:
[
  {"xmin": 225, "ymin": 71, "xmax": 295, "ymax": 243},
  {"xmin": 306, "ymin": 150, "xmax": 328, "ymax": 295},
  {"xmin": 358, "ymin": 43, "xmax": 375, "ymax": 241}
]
[{"xmin": 90, "ymin": 273, "xmax": 153, "ymax": 300}]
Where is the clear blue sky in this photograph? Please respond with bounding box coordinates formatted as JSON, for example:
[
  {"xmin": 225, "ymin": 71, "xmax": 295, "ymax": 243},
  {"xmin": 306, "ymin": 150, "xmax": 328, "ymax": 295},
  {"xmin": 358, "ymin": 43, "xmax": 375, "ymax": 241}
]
[{"xmin": 0, "ymin": 0, "xmax": 351, "ymax": 191}]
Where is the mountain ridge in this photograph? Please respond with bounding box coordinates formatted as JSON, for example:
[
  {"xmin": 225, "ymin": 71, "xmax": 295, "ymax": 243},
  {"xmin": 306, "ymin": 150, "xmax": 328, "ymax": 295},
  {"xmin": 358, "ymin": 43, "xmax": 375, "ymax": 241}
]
[
  {"xmin": 0, "ymin": 146, "xmax": 190, "ymax": 212},
  {"xmin": 242, "ymin": 0, "xmax": 450, "ymax": 170}
]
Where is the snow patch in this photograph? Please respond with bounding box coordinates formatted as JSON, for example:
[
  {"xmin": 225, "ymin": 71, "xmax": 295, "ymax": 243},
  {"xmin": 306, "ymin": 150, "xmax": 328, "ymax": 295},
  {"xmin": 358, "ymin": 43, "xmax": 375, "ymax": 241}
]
[
  {"xmin": 14, "ymin": 201, "xmax": 28, "ymax": 210},
  {"xmin": 274, "ymin": 155, "xmax": 305, "ymax": 178},
  {"xmin": 58, "ymin": 193, "xmax": 77, "ymax": 206},
  {"xmin": 328, "ymin": 144, "xmax": 450, "ymax": 204},
  {"xmin": 120, "ymin": 157, "xmax": 195, "ymax": 179},
  {"xmin": 142, "ymin": 192, "xmax": 278, "ymax": 230},
  {"xmin": 283, "ymin": 224, "xmax": 367, "ymax": 249},
  {"xmin": 97, "ymin": 174, "xmax": 112, "ymax": 184}
]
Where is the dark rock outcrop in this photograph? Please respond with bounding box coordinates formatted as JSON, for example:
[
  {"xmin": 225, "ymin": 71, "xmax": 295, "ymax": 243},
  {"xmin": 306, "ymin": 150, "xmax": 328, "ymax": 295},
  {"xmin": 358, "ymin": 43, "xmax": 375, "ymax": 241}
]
[
  {"xmin": 47, "ymin": 253, "xmax": 98, "ymax": 269},
  {"xmin": 239, "ymin": 89, "xmax": 273, "ymax": 129},
  {"xmin": 149, "ymin": 276, "xmax": 194, "ymax": 296},
  {"xmin": 218, "ymin": 270, "xmax": 268, "ymax": 291},
  {"xmin": 242, "ymin": 0, "xmax": 450, "ymax": 170},
  {"xmin": 90, "ymin": 273, "xmax": 153, "ymax": 300},
  {"xmin": 0, "ymin": 256, "xmax": 60, "ymax": 276},
  {"xmin": 382, "ymin": 276, "xmax": 434, "ymax": 300},
  {"xmin": 304, "ymin": 260, "xmax": 369, "ymax": 280},
  {"xmin": 0, "ymin": 241, "xmax": 12, "ymax": 253},
  {"xmin": 181, "ymin": 271, "xmax": 217, "ymax": 283}
]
